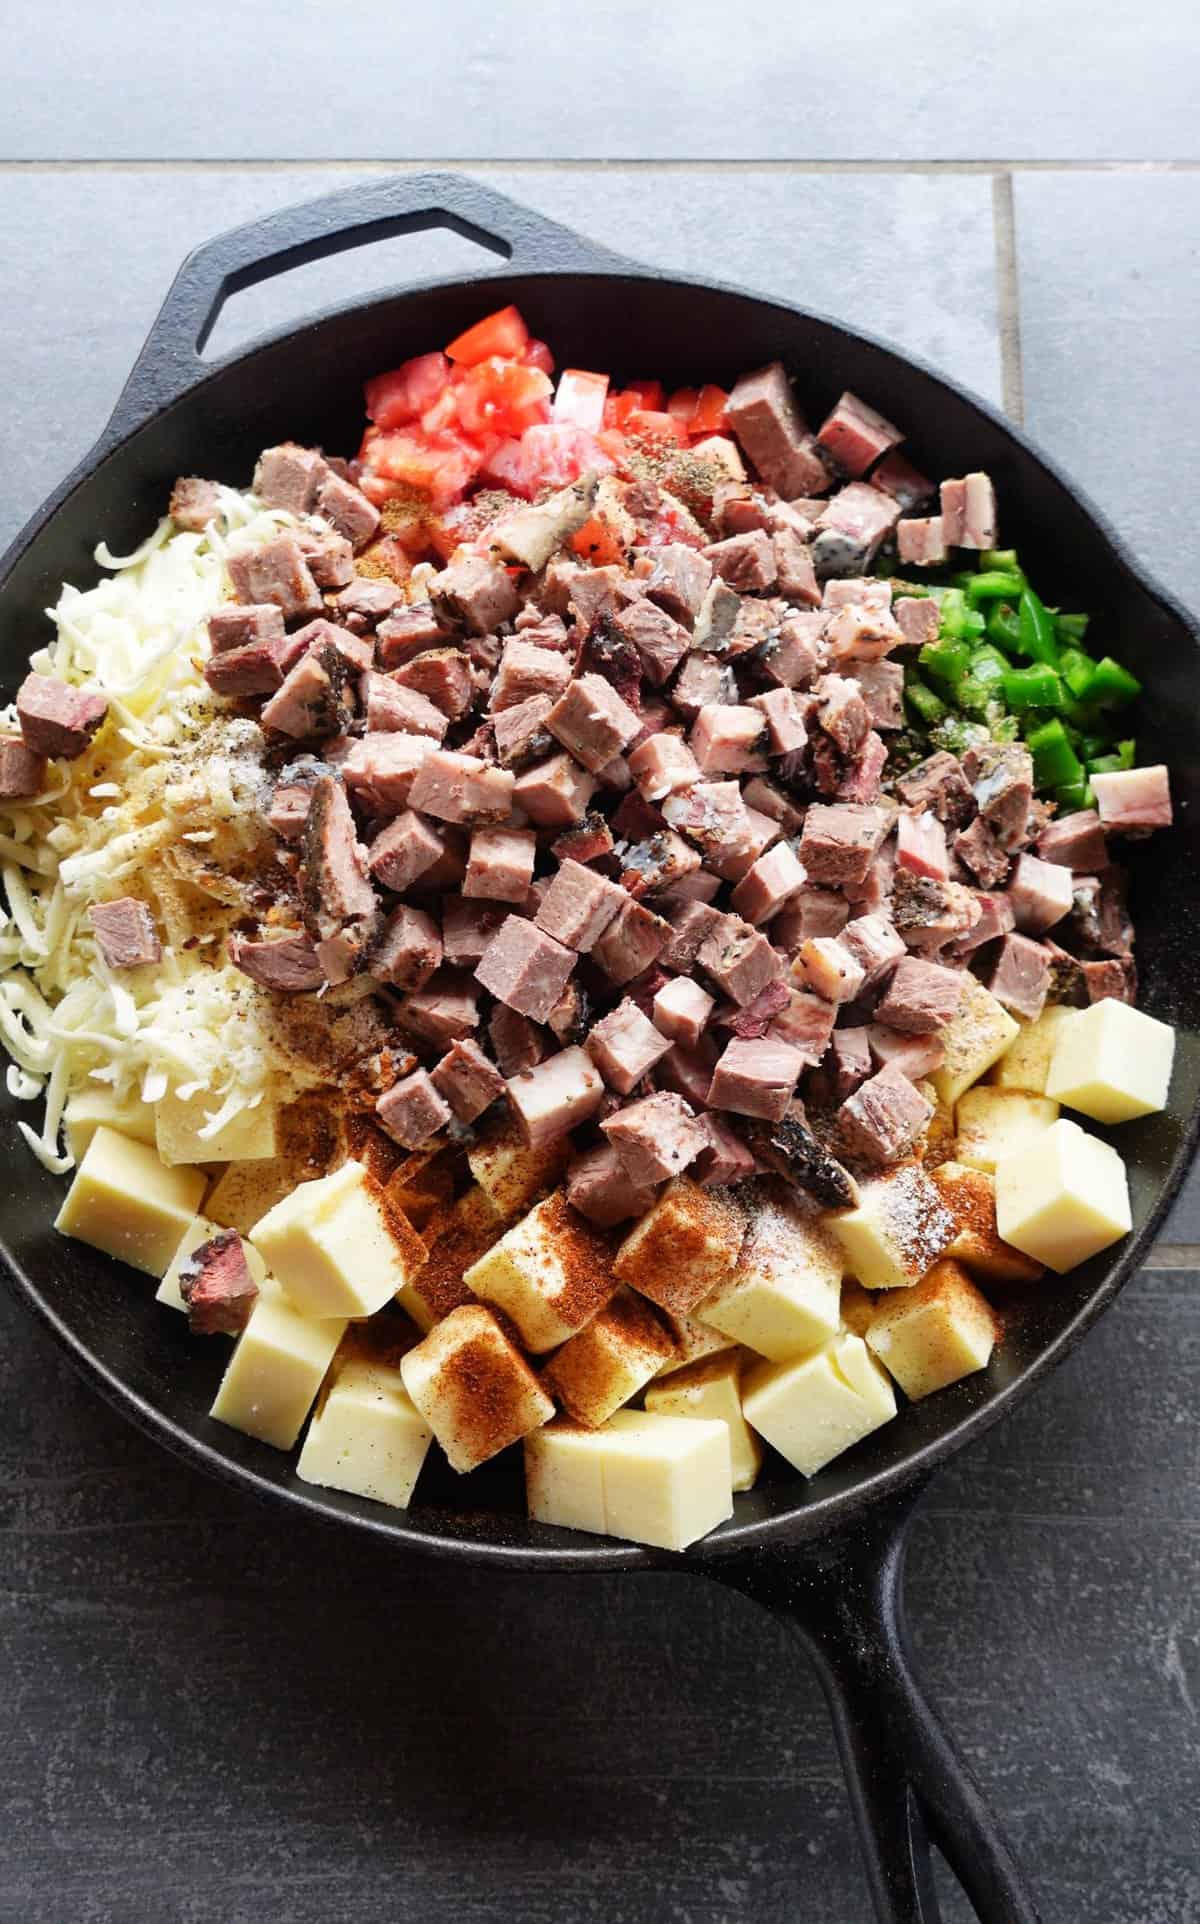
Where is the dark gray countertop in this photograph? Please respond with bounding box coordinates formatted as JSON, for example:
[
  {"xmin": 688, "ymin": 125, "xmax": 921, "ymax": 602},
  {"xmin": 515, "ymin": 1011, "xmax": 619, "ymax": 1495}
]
[{"xmin": 1, "ymin": 38, "xmax": 1199, "ymax": 1920}]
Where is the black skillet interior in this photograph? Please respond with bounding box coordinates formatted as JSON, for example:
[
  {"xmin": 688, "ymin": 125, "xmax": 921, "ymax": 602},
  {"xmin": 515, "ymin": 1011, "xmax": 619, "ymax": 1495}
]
[{"xmin": 0, "ymin": 174, "xmax": 1197, "ymax": 1573}]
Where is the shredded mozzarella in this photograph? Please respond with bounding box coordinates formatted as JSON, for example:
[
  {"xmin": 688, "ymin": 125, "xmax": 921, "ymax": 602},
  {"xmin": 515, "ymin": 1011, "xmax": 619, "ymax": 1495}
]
[{"xmin": 0, "ymin": 490, "xmax": 311, "ymax": 1171}]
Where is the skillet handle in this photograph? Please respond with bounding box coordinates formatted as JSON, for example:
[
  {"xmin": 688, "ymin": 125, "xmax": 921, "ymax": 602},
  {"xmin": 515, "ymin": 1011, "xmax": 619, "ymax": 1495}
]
[
  {"xmin": 101, "ymin": 171, "xmax": 633, "ymax": 447},
  {"xmin": 707, "ymin": 1481, "xmax": 1041, "ymax": 1924}
]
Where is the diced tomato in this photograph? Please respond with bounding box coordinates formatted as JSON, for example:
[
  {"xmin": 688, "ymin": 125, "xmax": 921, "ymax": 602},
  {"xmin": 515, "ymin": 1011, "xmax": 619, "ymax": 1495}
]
[
  {"xmin": 604, "ymin": 391, "xmax": 643, "ymax": 432},
  {"xmin": 553, "ymin": 369, "xmax": 610, "ymax": 432},
  {"xmin": 691, "ymin": 383, "xmax": 729, "ymax": 436},
  {"xmin": 481, "ymin": 423, "xmax": 616, "ymax": 499},
  {"xmin": 420, "ymin": 386, "xmax": 461, "ymax": 436},
  {"xmin": 570, "ymin": 516, "xmax": 626, "ymax": 566},
  {"xmin": 623, "ymin": 379, "xmax": 665, "ymax": 411},
  {"xmin": 667, "ymin": 387, "xmax": 699, "ymax": 425},
  {"xmin": 444, "ymin": 303, "xmax": 530, "ymax": 366},
  {"xmin": 454, "ymin": 358, "xmax": 553, "ymax": 438},
  {"xmin": 522, "ymin": 337, "xmax": 556, "ymax": 376},
  {"xmin": 364, "ymin": 351, "xmax": 451, "ymax": 429},
  {"xmin": 624, "ymin": 408, "xmax": 688, "ymax": 447},
  {"xmin": 362, "ymin": 429, "xmax": 481, "ymax": 509},
  {"xmin": 595, "ymin": 427, "xmax": 632, "ymax": 470}
]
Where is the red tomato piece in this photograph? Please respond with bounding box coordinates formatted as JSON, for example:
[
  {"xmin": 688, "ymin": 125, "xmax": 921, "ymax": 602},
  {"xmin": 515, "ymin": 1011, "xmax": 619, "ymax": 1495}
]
[
  {"xmin": 455, "ymin": 358, "xmax": 553, "ymax": 438},
  {"xmin": 624, "ymin": 408, "xmax": 688, "ymax": 446},
  {"xmin": 570, "ymin": 516, "xmax": 626, "ymax": 566},
  {"xmin": 623, "ymin": 379, "xmax": 665, "ymax": 411},
  {"xmin": 604, "ymin": 391, "xmax": 642, "ymax": 431},
  {"xmin": 363, "ymin": 429, "xmax": 481, "ymax": 509},
  {"xmin": 444, "ymin": 304, "xmax": 530, "ymax": 366},
  {"xmin": 691, "ymin": 384, "xmax": 730, "ymax": 436},
  {"xmin": 553, "ymin": 369, "xmax": 610, "ymax": 432},
  {"xmin": 482, "ymin": 423, "xmax": 616, "ymax": 499},
  {"xmin": 364, "ymin": 351, "xmax": 450, "ymax": 429},
  {"xmin": 522, "ymin": 338, "xmax": 556, "ymax": 376},
  {"xmin": 420, "ymin": 386, "xmax": 461, "ymax": 436},
  {"xmin": 667, "ymin": 387, "xmax": 700, "ymax": 425}
]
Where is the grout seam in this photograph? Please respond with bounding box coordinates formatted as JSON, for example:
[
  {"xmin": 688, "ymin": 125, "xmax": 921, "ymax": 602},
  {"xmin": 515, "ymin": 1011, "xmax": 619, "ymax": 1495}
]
[
  {"xmin": 991, "ymin": 172, "xmax": 1026, "ymax": 424},
  {"xmin": 0, "ymin": 157, "xmax": 1199, "ymax": 174},
  {"xmin": 1142, "ymin": 1245, "xmax": 1200, "ymax": 1270}
]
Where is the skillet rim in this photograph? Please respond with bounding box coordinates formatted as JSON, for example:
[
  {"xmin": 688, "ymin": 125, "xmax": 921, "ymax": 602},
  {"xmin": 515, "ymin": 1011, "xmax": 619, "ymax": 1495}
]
[{"xmin": 2, "ymin": 255, "xmax": 1198, "ymax": 1574}]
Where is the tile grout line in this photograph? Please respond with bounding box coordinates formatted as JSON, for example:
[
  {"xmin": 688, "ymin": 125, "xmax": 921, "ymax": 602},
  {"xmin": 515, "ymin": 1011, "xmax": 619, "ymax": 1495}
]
[
  {"xmin": 991, "ymin": 171, "xmax": 1026, "ymax": 424},
  {"xmin": 1143, "ymin": 1245, "xmax": 1200, "ymax": 1269},
  {"xmin": 1, "ymin": 156, "xmax": 1200, "ymax": 174}
]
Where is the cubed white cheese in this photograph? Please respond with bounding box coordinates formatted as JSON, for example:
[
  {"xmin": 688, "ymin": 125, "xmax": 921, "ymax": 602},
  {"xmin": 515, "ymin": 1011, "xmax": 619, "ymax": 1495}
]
[
  {"xmin": 645, "ymin": 1352, "xmax": 762, "ymax": 1492},
  {"xmin": 401, "ymin": 1304, "xmax": 555, "ymax": 1472},
  {"xmin": 465, "ymin": 1190, "xmax": 618, "ymax": 1352},
  {"xmin": 830, "ymin": 1162, "xmax": 956, "ymax": 1290},
  {"xmin": 988, "ymin": 1003, "xmax": 1078, "ymax": 1094},
  {"xmin": 929, "ymin": 1162, "xmax": 1044, "ymax": 1282},
  {"xmin": 297, "ymin": 1357, "xmax": 433, "ymax": 1508},
  {"xmin": 155, "ymin": 1087, "xmax": 278, "ymax": 1167},
  {"xmin": 249, "ymin": 1160, "xmax": 426, "ymax": 1320},
  {"xmin": 1045, "ymin": 996, "xmax": 1176, "ymax": 1124},
  {"xmin": 525, "ymin": 1409, "xmax": 733, "ymax": 1551},
  {"xmin": 64, "ymin": 1087, "xmax": 157, "ymax": 1161},
  {"xmin": 54, "ymin": 1125, "xmax": 206, "ymax": 1277},
  {"xmin": 209, "ymin": 1292, "xmax": 346, "ymax": 1449},
  {"xmin": 613, "ymin": 1179, "xmax": 746, "ymax": 1317},
  {"xmin": 994, "ymin": 1117, "xmax": 1131, "ymax": 1273},
  {"xmin": 954, "ymin": 1086, "xmax": 1059, "ymax": 1173},
  {"xmin": 865, "ymin": 1259, "xmax": 997, "ymax": 1400},
  {"xmin": 466, "ymin": 1120, "xmax": 571, "ymax": 1222},
  {"xmin": 697, "ymin": 1190, "xmax": 843, "ymax": 1360},
  {"xmin": 541, "ymin": 1287, "xmax": 675, "ymax": 1427},
  {"xmin": 742, "ymin": 1333, "xmax": 896, "ymax": 1477},
  {"xmin": 931, "ymin": 978, "xmax": 1019, "ymax": 1108}
]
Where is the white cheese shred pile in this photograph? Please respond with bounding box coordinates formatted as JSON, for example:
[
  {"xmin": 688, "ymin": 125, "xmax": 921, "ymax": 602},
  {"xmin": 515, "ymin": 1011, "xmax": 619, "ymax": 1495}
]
[{"xmin": 0, "ymin": 489, "xmax": 306, "ymax": 1173}]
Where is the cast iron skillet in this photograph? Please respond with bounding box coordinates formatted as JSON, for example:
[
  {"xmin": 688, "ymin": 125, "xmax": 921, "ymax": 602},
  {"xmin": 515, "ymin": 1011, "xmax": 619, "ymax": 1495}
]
[{"xmin": 2, "ymin": 173, "xmax": 1198, "ymax": 1924}]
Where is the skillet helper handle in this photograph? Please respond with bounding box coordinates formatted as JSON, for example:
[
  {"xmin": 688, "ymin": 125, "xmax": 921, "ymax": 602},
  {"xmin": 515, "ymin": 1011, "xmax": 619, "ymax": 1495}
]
[
  {"xmin": 708, "ymin": 1482, "xmax": 1041, "ymax": 1924},
  {"xmin": 101, "ymin": 170, "xmax": 632, "ymax": 446}
]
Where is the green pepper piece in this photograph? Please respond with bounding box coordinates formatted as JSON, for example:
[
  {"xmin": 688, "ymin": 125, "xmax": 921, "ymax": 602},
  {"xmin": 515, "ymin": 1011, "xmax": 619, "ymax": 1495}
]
[
  {"xmin": 1057, "ymin": 646, "xmax": 1100, "ymax": 699},
  {"xmin": 990, "ymin": 714, "xmax": 1021, "ymax": 744},
  {"xmin": 955, "ymin": 675, "xmax": 993, "ymax": 717},
  {"xmin": 920, "ymin": 638, "xmax": 972, "ymax": 685},
  {"xmin": 931, "ymin": 716, "xmax": 989, "ymax": 759},
  {"xmin": 1055, "ymin": 612, "xmax": 1090, "ymax": 642},
  {"xmin": 1053, "ymin": 778, "xmax": 1094, "ymax": 811},
  {"xmin": 1080, "ymin": 655, "xmax": 1142, "ymax": 706},
  {"xmin": 1003, "ymin": 664, "xmax": 1065, "ymax": 711},
  {"xmin": 969, "ymin": 644, "xmax": 1009, "ymax": 687},
  {"xmin": 966, "ymin": 570, "xmax": 1026, "ymax": 608},
  {"xmin": 980, "ymin": 548, "xmax": 1023, "ymax": 577},
  {"xmin": 1028, "ymin": 718, "xmax": 1084, "ymax": 790},
  {"xmin": 1017, "ymin": 588, "xmax": 1059, "ymax": 664},
  {"xmin": 986, "ymin": 601, "xmax": 1023, "ymax": 655},
  {"xmin": 904, "ymin": 678, "xmax": 948, "ymax": 726}
]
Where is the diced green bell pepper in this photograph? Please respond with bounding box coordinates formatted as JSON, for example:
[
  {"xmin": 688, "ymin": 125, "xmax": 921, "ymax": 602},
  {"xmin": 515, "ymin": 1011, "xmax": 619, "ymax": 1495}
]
[
  {"xmin": 966, "ymin": 570, "xmax": 1026, "ymax": 608},
  {"xmin": 905, "ymin": 678, "xmax": 948, "ymax": 726},
  {"xmin": 1088, "ymin": 739, "xmax": 1136, "ymax": 775},
  {"xmin": 1080, "ymin": 655, "xmax": 1142, "ymax": 706},
  {"xmin": 1017, "ymin": 589, "xmax": 1059, "ymax": 665},
  {"xmin": 938, "ymin": 588, "xmax": 987, "ymax": 642},
  {"xmin": 969, "ymin": 644, "xmax": 1010, "ymax": 687},
  {"xmin": 986, "ymin": 601, "xmax": 1023, "ymax": 655},
  {"xmin": 1003, "ymin": 663, "xmax": 1065, "ymax": 711},
  {"xmin": 981, "ymin": 548, "xmax": 1023, "ymax": 577},
  {"xmin": 920, "ymin": 637, "xmax": 972, "ymax": 685},
  {"xmin": 1027, "ymin": 717, "xmax": 1084, "ymax": 789},
  {"xmin": 990, "ymin": 714, "xmax": 1021, "ymax": 743},
  {"xmin": 1053, "ymin": 778, "xmax": 1094, "ymax": 811},
  {"xmin": 1054, "ymin": 611, "xmax": 1090, "ymax": 642},
  {"xmin": 1057, "ymin": 646, "xmax": 1100, "ymax": 699}
]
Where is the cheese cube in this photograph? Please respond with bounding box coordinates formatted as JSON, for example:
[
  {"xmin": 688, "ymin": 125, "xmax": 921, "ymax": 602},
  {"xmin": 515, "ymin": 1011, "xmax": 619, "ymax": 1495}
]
[
  {"xmin": 988, "ymin": 1003, "xmax": 1078, "ymax": 1094},
  {"xmin": 1045, "ymin": 996, "xmax": 1176, "ymax": 1124},
  {"xmin": 464, "ymin": 1189, "xmax": 617, "ymax": 1352},
  {"xmin": 210, "ymin": 1292, "xmax": 347, "ymax": 1448},
  {"xmin": 865, "ymin": 1259, "xmax": 998, "ymax": 1400},
  {"xmin": 697, "ymin": 1188, "xmax": 843, "ymax": 1360},
  {"xmin": 645, "ymin": 1352, "xmax": 763, "ymax": 1492},
  {"xmin": 653, "ymin": 1311, "xmax": 741, "ymax": 1378},
  {"xmin": 525, "ymin": 1421, "xmax": 608, "ymax": 1534},
  {"xmin": 954, "ymin": 1086, "xmax": 1059, "ymax": 1173},
  {"xmin": 403, "ymin": 1186, "xmax": 501, "ymax": 1333},
  {"xmin": 64, "ymin": 1087, "xmax": 157, "ymax": 1160},
  {"xmin": 931, "ymin": 978, "xmax": 1019, "ymax": 1108},
  {"xmin": 401, "ymin": 1304, "xmax": 554, "ymax": 1471},
  {"xmin": 830, "ymin": 1162, "xmax": 956, "ymax": 1290},
  {"xmin": 541, "ymin": 1287, "xmax": 676, "ymax": 1427},
  {"xmin": 155, "ymin": 1087, "xmax": 279, "ymax": 1167},
  {"xmin": 524, "ymin": 1409, "xmax": 732, "ymax": 1551},
  {"xmin": 613, "ymin": 1179, "xmax": 746, "ymax": 1316},
  {"xmin": 743, "ymin": 1333, "xmax": 896, "ymax": 1477},
  {"xmin": 55, "ymin": 1126, "xmax": 206, "ymax": 1277},
  {"xmin": 249, "ymin": 1160, "xmax": 426, "ymax": 1321},
  {"xmin": 156, "ymin": 1213, "xmax": 270, "ymax": 1314},
  {"xmin": 297, "ymin": 1357, "xmax": 433, "ymax": 1508},
  {"xmin": 839, "ymin": 1277, "xmax": 877, "ymax": 1337},
  {"xmin": 929, "ymin": 1162, "xmax": 1044, "ymax": 1282},
  {"xmin": 467, "ymin": 1119, "xmax": 571, "ymax": 1223},
  {"xmin": 994, "ymin": 1118, "xmax": 1131, "ymax": 1273}
]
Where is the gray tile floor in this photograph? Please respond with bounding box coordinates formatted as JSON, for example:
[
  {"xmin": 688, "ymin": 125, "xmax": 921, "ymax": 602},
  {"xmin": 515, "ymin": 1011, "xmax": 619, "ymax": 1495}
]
[{"xmin": 1, "ymin": 22, "xmax": 1199, "ymax": 1921}]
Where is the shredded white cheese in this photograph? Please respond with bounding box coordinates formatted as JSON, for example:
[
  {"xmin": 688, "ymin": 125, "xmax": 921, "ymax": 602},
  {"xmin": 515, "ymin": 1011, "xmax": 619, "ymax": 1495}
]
[{"xmin": 0, "ymin": 488, "xmax": 310, "ymax": 1171}]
